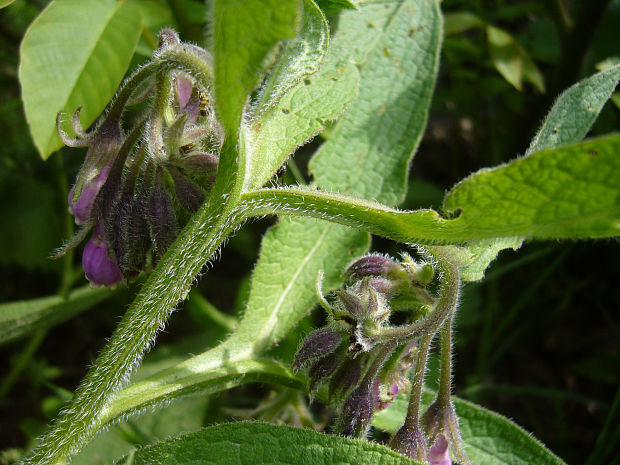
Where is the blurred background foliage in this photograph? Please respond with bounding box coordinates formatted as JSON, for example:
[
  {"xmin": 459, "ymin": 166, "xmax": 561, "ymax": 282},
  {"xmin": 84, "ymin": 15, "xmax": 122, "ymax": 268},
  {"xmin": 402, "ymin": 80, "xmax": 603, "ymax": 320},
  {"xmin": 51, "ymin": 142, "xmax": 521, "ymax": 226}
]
[{"xmin": 0, "ymin": 0, "xmax": 618, "ymax": 464}]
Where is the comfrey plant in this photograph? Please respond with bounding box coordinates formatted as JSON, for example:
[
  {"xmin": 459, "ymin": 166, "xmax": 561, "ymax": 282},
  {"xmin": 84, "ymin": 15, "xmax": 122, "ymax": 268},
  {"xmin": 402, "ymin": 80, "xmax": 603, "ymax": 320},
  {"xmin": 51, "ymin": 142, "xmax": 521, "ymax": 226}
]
[
  {"xmin": 55, "ymin": 29, "xmax": 222, "ymax": 287},
  {"xmin": 13, "ymin": 0, "xmax": 620, "ymax": 464}
]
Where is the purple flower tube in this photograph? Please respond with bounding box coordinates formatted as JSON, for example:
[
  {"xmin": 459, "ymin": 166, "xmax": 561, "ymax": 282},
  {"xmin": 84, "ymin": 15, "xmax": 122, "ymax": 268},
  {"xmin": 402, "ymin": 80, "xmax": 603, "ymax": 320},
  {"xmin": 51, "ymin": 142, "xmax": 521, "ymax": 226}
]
[
  {"xmin": 82, "ymin": 223, "xmax": 123, "ymax": 287},
  {"xmin": 68, "ymin": 162, "xmax": 112, "ymax": 224}
]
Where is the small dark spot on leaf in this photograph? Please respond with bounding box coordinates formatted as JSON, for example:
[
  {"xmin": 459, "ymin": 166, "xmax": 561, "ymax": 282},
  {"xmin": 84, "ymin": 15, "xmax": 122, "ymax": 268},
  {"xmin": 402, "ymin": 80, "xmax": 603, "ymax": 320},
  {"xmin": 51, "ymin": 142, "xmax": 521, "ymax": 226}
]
[
  {"xmin": 588, "ymin": 150, "xmax": 598, "ymax": 157},
  {"xmin": 304, "ymin": 78, "xmax": 311, "ymax": 86},
  {"xmin": 282, "ymin": 108, "xmax": 290, "ymax": 114},
  {"xmin": 366, "ymin": 21, "xmax": 375, "ymax": 28},
  {"xmin": 552, "ymin": 128, "xmax": 559, "ymax": 134},
  {"xmin": 383, "ymin": 46, "xmax": 391, "ymax": 57},
  {"xmin": 408, "ymin": 28, "xmax": 416, "ymax": 38}
]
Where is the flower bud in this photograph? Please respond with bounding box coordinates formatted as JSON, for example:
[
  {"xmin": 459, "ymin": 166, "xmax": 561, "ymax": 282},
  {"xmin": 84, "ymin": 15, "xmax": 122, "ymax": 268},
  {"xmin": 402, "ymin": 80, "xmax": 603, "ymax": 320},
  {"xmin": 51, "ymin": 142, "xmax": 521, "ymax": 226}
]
[
  {"xmin": 345, "ymin": 254, "xmax": 400, "ymax": 279},
  {"xmin": 329, "ymin": 358, "xmax": 362, "ymax": 401},
  {"xmin": 175, "ymin": 73, "xmax": 194, "ymax": 109},
  {"xmin": 335, "ymin": 290, "xmax": 365, "ymax": 319},
  {"xmin": 68, "ymin": 161, "xmax": 112, "ymax": 224},
  {"xmin": 82, "ymin": 223, "xmax": 123, "ymax": 287},
  {"xmin": 167, "ymin": 166, "xmax": 205, "ymax": 213},
  {"xmin": 116, "ymin": 195, "xmax": 150, "ymax": 278},
  {"xmin": 337, "ymin": 383, "xmax": 374, "ymax": 438},
  {"xmin": 146, "ymin": 183, "xmax": 178, "ymax": 262},
  {"xmin": 293, "ymin": 328, "xmax": 341, "ymax": 372},
  {"xmin": 308, "ymin": 351, "xmax": 341, "ymax": 394},
  {"xmin": 390, "ymin": 424, "xmax": 427, "ymax": 462},
  {"xmin": 181, "ymin": 152, "xmax": 219, "ymax": 171}
]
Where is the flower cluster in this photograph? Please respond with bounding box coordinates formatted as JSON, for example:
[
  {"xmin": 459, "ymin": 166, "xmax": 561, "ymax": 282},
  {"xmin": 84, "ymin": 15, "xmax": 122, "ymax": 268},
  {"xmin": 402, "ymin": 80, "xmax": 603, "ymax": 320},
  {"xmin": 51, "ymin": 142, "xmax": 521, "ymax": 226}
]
[
  {"xmin": 293, "ymin": 254, "xmax": 435, "ymax": 438},
  {"xmin": 294, "ymin": 252, "xmax": 470, "ymax": 465},
  {"xmin": 57, "ymin": 30, "xmax": 222, "ymax": 287}
]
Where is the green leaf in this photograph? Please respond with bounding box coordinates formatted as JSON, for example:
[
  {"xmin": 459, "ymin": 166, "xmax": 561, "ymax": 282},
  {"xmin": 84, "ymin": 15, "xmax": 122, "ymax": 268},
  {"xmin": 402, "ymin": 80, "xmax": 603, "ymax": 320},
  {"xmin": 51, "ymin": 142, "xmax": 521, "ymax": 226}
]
[
  {"xmin": 19, "ymin": 0, "xmax": 143, "ymax": 159},
  {"xmin": 487, "ymin": 25, "xmax": 545, "ymax": 93},
  {"xmin": 310, "ymin": 0, "xmax": 443, "ymax": 206},
  {"xmin": 443, "ymin": 134, "xmax": 620, "ymax": 240},
  {"xmin": 246, "ymin": 63, "xmax": 360, "ymax": 190},
  {"xmin": 230, "ymin": 218, "xmax": 369, "ymax": 351},
  {"xmin": 0, "ymin": 0, "xmax": 16, "ymax": 9},
  {"xmin": 444, "ymin": 12, "xmax": 484, "ymax": 36},
  {"xmin": 255, "ymin": 0, "xmax": 329, "ymax": 113},
  {"xmin": 373, "ymin": 391, "xmax": 566, "ymax": 465},
  {"xmin": 245, "ymin": 0, "xmax": 360, "ymax": 190},
  {"xmin": 0, "ymin": 286, "xmax": 110, "ymax": 346},
  {"xmin": 213, "ymin": 0, "xmax": 300, "ymax": 136},
  {"xmin": 452, "ymin": 65, "xmax": 620, "ymax": 281},
  {"xmin": 120, "ymin": 422, "xmax": 420, "ymax": 465},
  {"xmin": 527, "ymin": 64, "xmax": 620, "ymax": 155}
]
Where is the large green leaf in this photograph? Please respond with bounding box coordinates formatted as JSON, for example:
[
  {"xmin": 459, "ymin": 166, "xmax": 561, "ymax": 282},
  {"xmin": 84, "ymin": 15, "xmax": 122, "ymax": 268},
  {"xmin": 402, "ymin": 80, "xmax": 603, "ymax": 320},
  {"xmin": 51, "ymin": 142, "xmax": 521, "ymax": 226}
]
[
  {"xmin": 119, "ymin": 422, "xmax": 420, "ymax": 465},
  {"xmin": 0, "ymin": 286, "xmax": 110, "ymax": 346},
  {"xmin": 245, "ymin": 63, "xmax": 360, "ymax": 190},
  {"xmin": 0, "ymin": 0, "xmax": 16, "ymax": 9},
  {"xmin": 310, "ymin": 0, "xmax": 443, "ymax": 206},
  {"xmin": 244, "ymin": 0, "xmax": 360, "ymax": 190},
  {"xmin": 527, "ymin": 64, "xmax": 620, "ymax": 155},
  {"xmin": 213, "ymin": 0, "xmax": 300, "ymax": 136},
  {"xmin": 373, "ymin": 391, "xmax": 566, "ymax": 465},
  {"xmin": 442, "ymin": 134, "xmax": 620, "ymax": 239},
  {"xmin": 449, "ymin": 64, "xmax": 620, "ymax": 280},
  {"xmin": 19, "ymin": 0, "xmax": 143, "ymax": 159}
]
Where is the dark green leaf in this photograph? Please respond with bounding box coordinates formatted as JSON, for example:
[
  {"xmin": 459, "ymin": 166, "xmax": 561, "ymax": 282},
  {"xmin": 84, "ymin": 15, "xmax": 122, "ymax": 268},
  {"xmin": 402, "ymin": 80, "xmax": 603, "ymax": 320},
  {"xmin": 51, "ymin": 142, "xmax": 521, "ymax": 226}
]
[
  {"xmin": 0, "ymin": 286, "xmax": 110, "ymax": 346},
  {"xmin": 527, "ymin": 64, "xmax": 620, "ymax": 154},
  {"xmin": 119, "ymin": 422, "xmax": 420, "ymax": 465}
]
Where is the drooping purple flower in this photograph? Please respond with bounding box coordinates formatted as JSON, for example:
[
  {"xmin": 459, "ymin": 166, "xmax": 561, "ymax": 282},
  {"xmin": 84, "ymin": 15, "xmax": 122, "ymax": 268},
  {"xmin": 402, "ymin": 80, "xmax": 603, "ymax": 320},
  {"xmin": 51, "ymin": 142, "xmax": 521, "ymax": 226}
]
[
  {"xmin": 82, "ymin": 223, "xmax": 123, "ymax": 287},
  {"xmin": 372, "ymin": 378, "xmax": 399, "ymax": 410},
  {"xmin": 428, "ymin": 434, "xmax": 452, "ymax": 465},
  {"xmin": 68, "ymin": 162, "xmax": 112, "ymax": 224}
]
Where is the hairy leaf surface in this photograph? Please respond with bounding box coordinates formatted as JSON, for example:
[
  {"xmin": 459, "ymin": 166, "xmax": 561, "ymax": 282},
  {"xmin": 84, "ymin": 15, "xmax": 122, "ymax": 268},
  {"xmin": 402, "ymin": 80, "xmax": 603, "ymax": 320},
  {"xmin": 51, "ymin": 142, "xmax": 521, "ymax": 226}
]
[
  {"xmin": 373, "ymin": 392, "xmax": 566, "ymax": 465},
  {"xmin": 120, "ymin": 422, "xmax": 420, "ymax": 465},
  {"xmin": 0, "ymin": 286, "xmax": 110, "ymax": 345}
]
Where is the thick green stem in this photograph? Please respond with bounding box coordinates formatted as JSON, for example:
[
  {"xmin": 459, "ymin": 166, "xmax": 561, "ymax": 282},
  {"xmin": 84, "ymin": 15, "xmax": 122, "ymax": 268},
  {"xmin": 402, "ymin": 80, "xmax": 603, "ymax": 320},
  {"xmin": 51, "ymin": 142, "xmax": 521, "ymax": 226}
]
[{"xmin": 22, "ymin": 194, "xmax": 244, "ymax": 465}]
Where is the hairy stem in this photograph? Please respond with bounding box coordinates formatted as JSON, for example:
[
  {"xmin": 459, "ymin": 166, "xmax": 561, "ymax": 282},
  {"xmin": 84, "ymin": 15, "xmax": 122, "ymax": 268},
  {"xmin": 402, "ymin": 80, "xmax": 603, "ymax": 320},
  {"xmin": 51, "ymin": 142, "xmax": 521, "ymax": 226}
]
[
  {"xmin": 22, "ymin": 193, "xmax": 244, "ymax": 465},
  {"xmin": 437, "ymin": 310, "xmax": 454, "ymax": 403}
]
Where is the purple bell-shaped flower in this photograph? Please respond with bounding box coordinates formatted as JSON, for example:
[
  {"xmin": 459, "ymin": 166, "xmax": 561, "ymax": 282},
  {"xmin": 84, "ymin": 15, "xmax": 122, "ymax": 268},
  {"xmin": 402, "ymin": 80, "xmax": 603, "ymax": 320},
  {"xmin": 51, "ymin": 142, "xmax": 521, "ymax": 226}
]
[{"xmin": 82, "ymin": 223, "xmax": 123, "ymax": 287}]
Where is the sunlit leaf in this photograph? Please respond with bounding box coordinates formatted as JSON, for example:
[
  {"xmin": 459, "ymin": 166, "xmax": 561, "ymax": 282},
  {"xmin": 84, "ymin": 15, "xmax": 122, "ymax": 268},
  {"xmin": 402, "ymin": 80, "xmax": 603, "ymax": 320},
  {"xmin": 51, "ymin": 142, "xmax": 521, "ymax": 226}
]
[{"xmin": 19, "ymin": 0, "xmax": 143, "ymax": 159}]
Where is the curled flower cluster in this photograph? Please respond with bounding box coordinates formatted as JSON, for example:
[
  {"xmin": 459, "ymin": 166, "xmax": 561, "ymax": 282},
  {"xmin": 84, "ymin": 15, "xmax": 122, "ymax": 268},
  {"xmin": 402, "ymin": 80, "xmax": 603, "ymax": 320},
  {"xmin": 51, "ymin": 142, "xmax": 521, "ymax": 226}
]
[
  {"xmin": 294, "ymin": 252, "xmax": 470, "ymax": 465},
  {"xmin": 293, "ymin": 254, "xmax": 435, "ymax": 437},
  {"xmin": 57, "ymin": 29, "xmax": 222, "ymax": 287}
]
